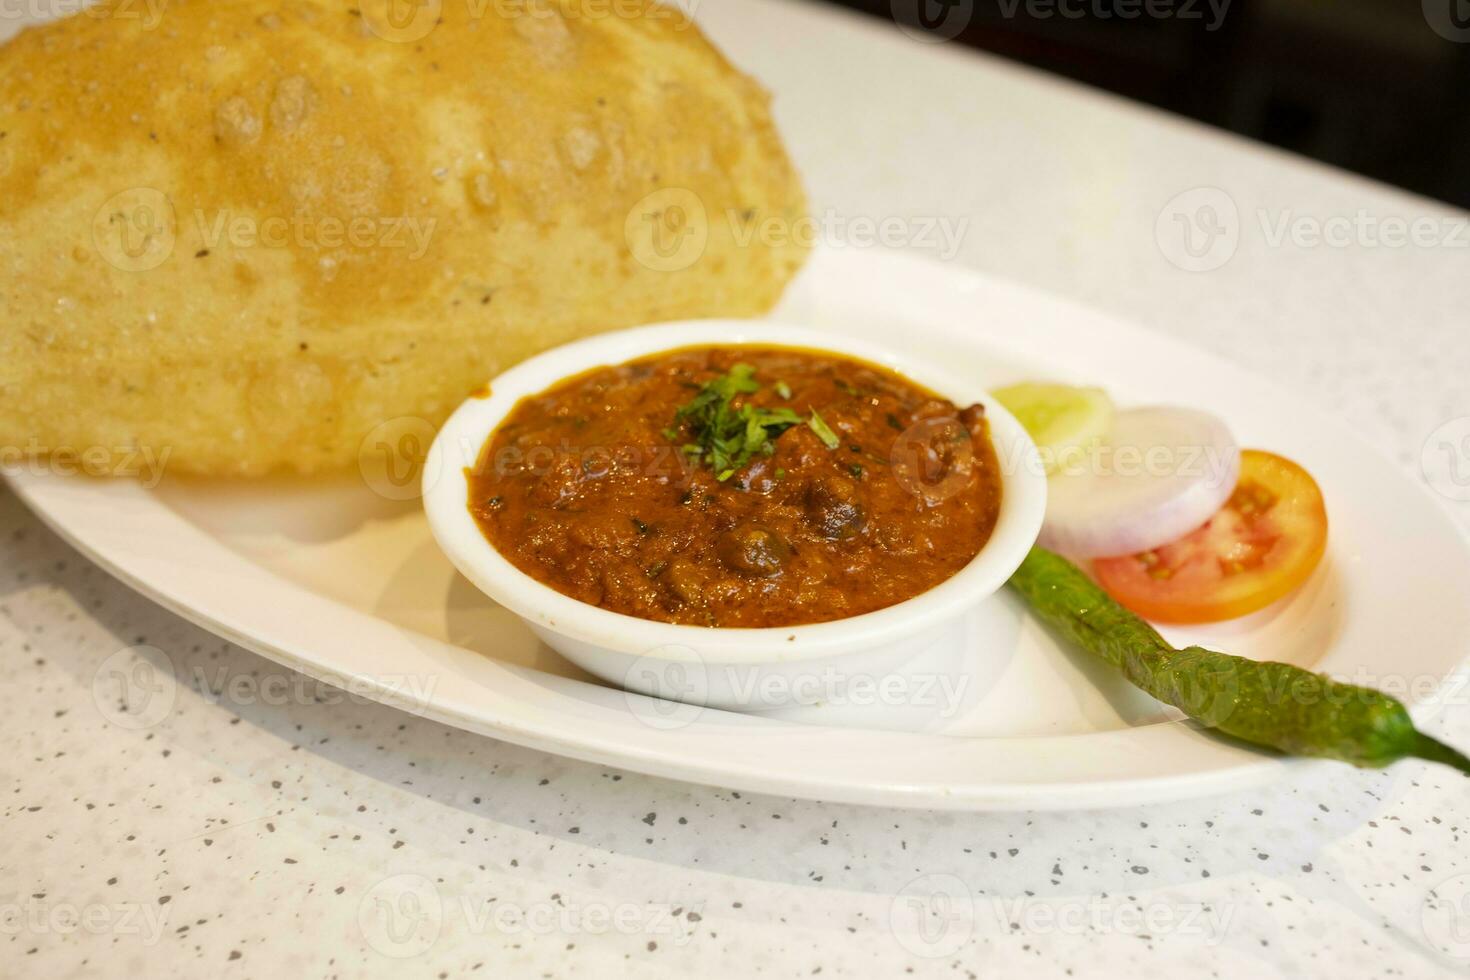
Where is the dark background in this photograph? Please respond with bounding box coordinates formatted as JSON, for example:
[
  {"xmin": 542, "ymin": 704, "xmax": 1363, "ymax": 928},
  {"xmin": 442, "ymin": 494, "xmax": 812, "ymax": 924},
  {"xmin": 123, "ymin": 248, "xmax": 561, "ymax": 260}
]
[{"xmin": 828, "ymin": 0, "xmax": 1470, "ymax": 210}]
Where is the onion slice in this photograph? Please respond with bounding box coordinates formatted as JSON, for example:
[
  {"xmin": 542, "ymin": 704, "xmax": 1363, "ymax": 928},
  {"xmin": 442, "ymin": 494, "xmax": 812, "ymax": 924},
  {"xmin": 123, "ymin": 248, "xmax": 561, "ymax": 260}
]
[{"xmin": 1038, "ymin": 406, "xmax": 1240, "ymax": 559}]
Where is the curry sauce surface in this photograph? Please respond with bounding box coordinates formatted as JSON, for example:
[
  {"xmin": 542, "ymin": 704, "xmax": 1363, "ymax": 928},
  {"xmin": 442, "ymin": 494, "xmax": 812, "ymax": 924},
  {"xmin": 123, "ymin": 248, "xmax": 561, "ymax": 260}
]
[{"xmin": 468, "ymin": 346, "xmax": 1002, "ymax": 627}]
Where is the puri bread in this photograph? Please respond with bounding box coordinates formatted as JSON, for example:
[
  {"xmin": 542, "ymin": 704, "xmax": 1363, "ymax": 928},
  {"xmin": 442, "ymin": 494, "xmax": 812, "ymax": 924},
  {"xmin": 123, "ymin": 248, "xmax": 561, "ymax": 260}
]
[{"xmin": 0, "ymin": 0, "xmax": 808, "ymax": 476}]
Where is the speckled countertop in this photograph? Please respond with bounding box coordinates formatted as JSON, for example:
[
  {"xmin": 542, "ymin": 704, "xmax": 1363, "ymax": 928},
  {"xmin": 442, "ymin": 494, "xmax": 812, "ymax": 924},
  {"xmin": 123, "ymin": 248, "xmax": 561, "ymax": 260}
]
[{"xmin": 6, "ymin": 1, "xmax": 1470, "ymax": 977}]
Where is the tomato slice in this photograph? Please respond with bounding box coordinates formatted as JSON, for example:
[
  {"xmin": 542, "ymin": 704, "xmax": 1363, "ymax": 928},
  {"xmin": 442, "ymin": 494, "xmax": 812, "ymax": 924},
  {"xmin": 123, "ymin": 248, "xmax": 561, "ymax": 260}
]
[{"xmin": 1092, "ymin": 449, "xmax": 1327, "ymax": 624}]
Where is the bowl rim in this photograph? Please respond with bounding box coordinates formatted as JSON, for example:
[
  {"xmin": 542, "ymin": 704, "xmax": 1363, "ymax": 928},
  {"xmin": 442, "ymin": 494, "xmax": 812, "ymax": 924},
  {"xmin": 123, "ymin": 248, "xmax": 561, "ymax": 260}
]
[{"xmin": 422, "ymin": 320, "xmax": 1047, "ymax": 663}]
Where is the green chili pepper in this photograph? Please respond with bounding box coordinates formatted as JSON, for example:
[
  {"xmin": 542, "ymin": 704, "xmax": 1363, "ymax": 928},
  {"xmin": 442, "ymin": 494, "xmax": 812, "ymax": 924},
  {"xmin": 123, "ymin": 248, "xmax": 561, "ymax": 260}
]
[{"xmin": 1007, "ymin": 546, "xmax": 1470, "ymax": 774}]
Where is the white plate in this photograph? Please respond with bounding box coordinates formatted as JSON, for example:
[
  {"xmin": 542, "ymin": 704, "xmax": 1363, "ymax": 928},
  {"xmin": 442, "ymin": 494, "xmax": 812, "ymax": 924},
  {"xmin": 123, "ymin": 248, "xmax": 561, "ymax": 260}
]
[{"xmin": 9, "ymin": 248, "xmax": 1470, "ymax": 810}]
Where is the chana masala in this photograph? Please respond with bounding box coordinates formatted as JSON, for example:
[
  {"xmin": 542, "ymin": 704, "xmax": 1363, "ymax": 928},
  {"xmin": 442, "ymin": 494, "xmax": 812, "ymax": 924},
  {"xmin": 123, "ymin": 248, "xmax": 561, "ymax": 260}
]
[{"xmin": 467, "ymin": 346, "xmax": 1003, "ymax": 628}]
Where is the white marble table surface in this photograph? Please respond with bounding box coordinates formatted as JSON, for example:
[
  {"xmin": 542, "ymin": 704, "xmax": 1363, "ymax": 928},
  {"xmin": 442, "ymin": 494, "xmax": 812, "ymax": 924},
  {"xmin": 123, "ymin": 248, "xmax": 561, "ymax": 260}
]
[{"xmin": 5, "ymin": 1, "xmax": 1470, "ymax": 976}]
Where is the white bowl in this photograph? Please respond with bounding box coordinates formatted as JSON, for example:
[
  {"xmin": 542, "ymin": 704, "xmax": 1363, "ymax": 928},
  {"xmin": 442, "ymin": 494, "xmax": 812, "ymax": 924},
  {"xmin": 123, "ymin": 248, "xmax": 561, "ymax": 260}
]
[{"xmin": 422, "ymin": 320, "xmax": 1046, "ymax": 712}]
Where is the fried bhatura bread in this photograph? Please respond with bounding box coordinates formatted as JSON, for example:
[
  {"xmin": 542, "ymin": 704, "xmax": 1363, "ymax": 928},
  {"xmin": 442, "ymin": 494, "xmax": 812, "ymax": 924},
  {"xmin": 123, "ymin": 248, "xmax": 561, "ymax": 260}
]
[{"xmin": 0, "ymin": 0, "xmax": 808, "ymax": 476}]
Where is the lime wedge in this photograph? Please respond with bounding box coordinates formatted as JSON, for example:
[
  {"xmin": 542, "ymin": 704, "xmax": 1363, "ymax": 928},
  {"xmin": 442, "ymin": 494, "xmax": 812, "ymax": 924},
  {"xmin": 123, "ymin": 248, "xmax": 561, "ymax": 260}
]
[{"xmin": 992, "ymin": 382, "xmax": 1115, "ymax": 475}]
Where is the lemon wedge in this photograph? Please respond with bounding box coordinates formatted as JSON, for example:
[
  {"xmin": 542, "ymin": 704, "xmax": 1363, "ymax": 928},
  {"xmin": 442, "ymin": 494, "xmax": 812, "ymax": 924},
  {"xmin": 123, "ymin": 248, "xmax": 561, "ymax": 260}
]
[{"xmin": 992, "ymin": 382, "xmax": 1115, "ymax": 475}]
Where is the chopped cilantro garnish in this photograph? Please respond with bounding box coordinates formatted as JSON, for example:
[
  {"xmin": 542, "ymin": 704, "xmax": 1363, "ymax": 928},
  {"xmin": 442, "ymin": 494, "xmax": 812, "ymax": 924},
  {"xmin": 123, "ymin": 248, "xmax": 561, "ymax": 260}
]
[
  {"xmin": 667, "ymin": 363, "xmax": 803, "ymax": 480},
  {"xmin": 806, "ymin": 409, "xmax": 841, "ymax": 450}
]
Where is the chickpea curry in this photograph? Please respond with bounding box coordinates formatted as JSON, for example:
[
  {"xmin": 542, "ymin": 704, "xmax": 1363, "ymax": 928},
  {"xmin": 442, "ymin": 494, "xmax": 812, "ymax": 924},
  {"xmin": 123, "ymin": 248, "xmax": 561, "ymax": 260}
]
[{"xmin": 467, "ymin": 346, "xmax": 1003, "ymax": 628}]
